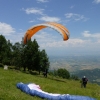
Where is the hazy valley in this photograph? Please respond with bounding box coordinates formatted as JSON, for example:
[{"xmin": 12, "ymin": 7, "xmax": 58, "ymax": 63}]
[{"xmin": 49, "ymin": 55, "xmax": 100, "ymax": 85}]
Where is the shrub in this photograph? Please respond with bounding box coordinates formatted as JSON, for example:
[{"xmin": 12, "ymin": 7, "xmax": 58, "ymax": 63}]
[{"xmin": 57, "ymin": 68, "xmax": 70, "ymax": 79}]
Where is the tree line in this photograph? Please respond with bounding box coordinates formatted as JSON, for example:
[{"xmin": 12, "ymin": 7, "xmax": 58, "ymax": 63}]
[
  {"xmin": 0, "ymin": 35, "xmax": 78, "ymax": 79},
  {"xmin": 0, "ymin": 35, "xmax": 49, "ymax": 74}
]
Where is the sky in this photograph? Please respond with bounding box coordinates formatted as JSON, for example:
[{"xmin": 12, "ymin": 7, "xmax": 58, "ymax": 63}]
[{"xmin": 0, "ymin": 0, "xmax": 100, "ymax": 56}]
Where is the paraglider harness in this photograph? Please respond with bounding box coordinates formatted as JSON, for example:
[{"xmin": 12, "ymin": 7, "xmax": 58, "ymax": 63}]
[
  {"xmin": 81, "ymin": 77, "xmax": 88, "ymax": 88},
  {"xmin": 82, "ymin": 78, "xmax": 88, "ymax": 84}
]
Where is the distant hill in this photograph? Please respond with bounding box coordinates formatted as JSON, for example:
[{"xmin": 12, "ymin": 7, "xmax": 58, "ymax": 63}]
[
  {"xmin": 49, "ymin": 55, "xmax": 100, "ymax": 85},
  {"xmin": 74, "ymin": 68, "xmax": 100, "ymax": 85},
  {"xmin": 49, "ymin": 55, "xmax": 100, "ymax": 72}
]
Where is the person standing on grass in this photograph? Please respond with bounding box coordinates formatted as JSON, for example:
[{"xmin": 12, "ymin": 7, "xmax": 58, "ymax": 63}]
[{"xmin": 82, "ymin": 76, "xmax": 88, "ymax": 88}]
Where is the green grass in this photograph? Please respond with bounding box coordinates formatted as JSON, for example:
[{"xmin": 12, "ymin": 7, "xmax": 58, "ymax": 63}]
[{"xmin": 0, "ymin": 68, "xmax": 100, "ymax": 100}]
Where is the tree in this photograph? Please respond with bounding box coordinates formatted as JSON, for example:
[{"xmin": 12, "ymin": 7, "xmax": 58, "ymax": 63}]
[
  {"xmin": 57, "ymin": 68, "xmax": 70, "ymax": 79},
  {"xmin": 22, "ymin": 40, "xmax": 34, "ymax": 71},
  {"xmin": 40, "ymin": 49, "xmax": 50, "ymax": 72},
  {"xmin": 11, "ymin": 42, "xmax": 23, "ymax": 69},
  {"xmin": 0, "ymin": 35, "xmax": 7, "ymax": 63},
  {"xmin": 0, "ymin": 35, "xmax": 50, "ymax": 75},
  {"xmin": 0, "ymin": 35, "xmax": 12, "ymax": 65},
  {"xmin": 22, "ymin": 39, "xmax": 50, "ymax": 74},
  {"xmin": 31, "ymin": 39, "xmax": 40, "ymax": 71}
]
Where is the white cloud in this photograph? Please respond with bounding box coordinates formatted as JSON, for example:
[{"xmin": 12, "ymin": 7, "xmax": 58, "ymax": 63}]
[
  {"xmin": 97, "ymin": 39, "xmax": 100, "ymax": 43},
  {"xmin": 67, "ymin": 38, "xmax": 86, "ymax": 46},
  {"xmin": 21, "ymin": 30, "xmax": 100, "ymax": 55},
  {"xmin": 31, "ymin": 31, "xmax": 58, "ymax": 43},
  {"xmin": 0, "ymin": 22, "xmax": 15, "ymax": 35},
  {"xmin": 39, "ymin": 38, "xmax": 91, "ymax": 49},
  {"xmin": 37, "ymin": 0, "xmax": 49, "ymax": 3},
  {"xmin": 93, "ymin": 0, "xmax": 100, "ymax": 4},
  {"xmin": 23, "ymin": 8, "xmax": 44, "ymax": 15},
  {"xmin": 33, "ymin": 31, "xmax": 51, "ymax": 39},
  {"xmin": 31, "ymin": 30, "xmax": 100, "ymax": 50},
  {"xmin": 39, "ymin": 37, "xmax": 100, "ymax": 56},
  {"xmin": 5, "ymin": 32, "xmax": 24, "ymax": 44},
  {"xmin": 82, "ymin": 31, "xmax": 91, "ymax": 37},
  {"xmin": 83, "ymin": 31, "xmax": 100, "ymax": 38},
  {"xmin": 23, "ymin": 8, "xmax": 61, "ymax": 22},
  {"xmin": 31, "ymin": 31, "xmax": 89, "ymax": 48},
  {"xmin": 39, "ymin": 16, "xmax": 61, "ymax": 22},
  {"xmin": 65, "ymin": 13, "xmax": 88, "ymax": 21}
]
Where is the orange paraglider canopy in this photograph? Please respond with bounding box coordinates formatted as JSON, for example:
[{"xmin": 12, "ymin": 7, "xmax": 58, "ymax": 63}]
[{"xmin": 23, "ymin": 22, "xmax": 70, "ymax": 44}]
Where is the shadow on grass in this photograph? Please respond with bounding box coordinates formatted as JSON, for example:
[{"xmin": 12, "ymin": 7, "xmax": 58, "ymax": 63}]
[
  {"xmin": 48, "ymin": 77, "xmax": 67, "ymax": 83},
  {"xmin": 37, "ymin": 74, "xmax": 67, "ymax": 83},
  {"xmin": 29, "ymin": 71, "xmax": 39, "ymax": 75},
  {"xmin": 22, "ymin": 70, "xmax": 39, "ymax": 75},
  {"xmin": 15, "ymin": 69, "xmax": 67, "ymax": 83}
]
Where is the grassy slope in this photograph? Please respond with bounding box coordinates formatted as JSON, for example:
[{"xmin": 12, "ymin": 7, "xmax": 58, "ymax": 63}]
[{"xmin": 0, "ymin": 68, "xmax": 100, "ymax": 100}]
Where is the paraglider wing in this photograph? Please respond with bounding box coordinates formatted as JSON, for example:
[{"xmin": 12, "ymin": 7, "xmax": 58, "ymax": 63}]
[
  {"xmin": 23, "ymin": 22, "xmax": 70, "ymax": 44},
  {"xmin": 17, "ymin": 82, "xmax": 96, "ymax": 100}
]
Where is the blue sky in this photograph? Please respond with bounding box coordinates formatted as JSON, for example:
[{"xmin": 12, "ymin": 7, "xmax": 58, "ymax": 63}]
[{"xmin": 0, "ymin": 0, "xmax": 100, "ymax": 56}]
